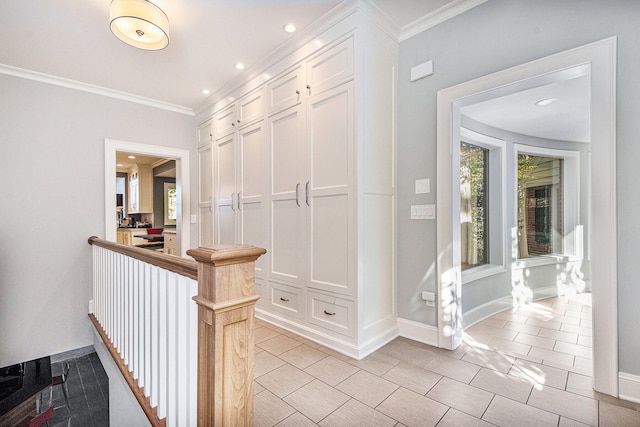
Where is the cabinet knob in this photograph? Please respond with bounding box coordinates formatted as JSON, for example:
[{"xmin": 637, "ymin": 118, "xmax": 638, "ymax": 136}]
[{"xmin": 232, "ymin": 122, "xmax": 235, "ymax": 126}]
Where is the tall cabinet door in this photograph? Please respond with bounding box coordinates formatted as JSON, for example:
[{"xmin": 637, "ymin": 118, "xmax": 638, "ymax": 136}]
[
  {"xmin": 269, "ymin": 105, "xmax": 307, "ymax": 286},
  {"xmin": 198, "ymin": 143, "xmax": 214, "ymax": 247},
  {"xmin": 215, "ymin": 132, "xmax": 238, "ymax": 245},
  {"xmin": 238, "ymin": 121, "xmax": 267, "ymax": 277},
  {"xmin": 306, "ymin": 82, "xmax": 354, "ymax": 296}
]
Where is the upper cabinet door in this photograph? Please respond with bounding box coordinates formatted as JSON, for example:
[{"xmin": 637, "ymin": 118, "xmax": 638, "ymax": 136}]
[
  {"xmin": 306, "ymin": 37, "xmax": 354, "ymax": 97},
  {"xmin": 197, "ymin": 118, "xmax": 213, "ymax": 148},
  {"xmin": 266, "ymin": 65, "xmax": 304, "ymax": 116},
  {"xmin": 214, "ymin": 103, "xmax": 237, "ymax": 140},
  {"xmin": 237, "ymin": 88, "xmax": 264, "ymax": 127}
]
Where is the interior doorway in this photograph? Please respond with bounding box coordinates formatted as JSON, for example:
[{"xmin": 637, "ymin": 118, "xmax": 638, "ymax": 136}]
[
  {"xmin": 435, "ymin": 38, "xmax": 617, "ymax": 396},
  {"xmin": 104, "ymin": 139, "xmax": 191, "ymax": 256}
]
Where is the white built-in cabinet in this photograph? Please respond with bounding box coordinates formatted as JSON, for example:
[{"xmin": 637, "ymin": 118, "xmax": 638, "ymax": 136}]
[
  {"xmin": 196, "ymin": 10, "xmax": 397, "ymax": 357},
  {"xmin": 128, "ymin": 164, "xmax": 153, "ymax": 214}
]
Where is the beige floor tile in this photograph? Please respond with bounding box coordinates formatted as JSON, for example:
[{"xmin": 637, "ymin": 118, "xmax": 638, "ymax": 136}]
[
  {"xmin": 514, "ymin": 332, "xmax": 556, "ymax": 350},
  {"xmin": 255, "ymin": 326, "xmax": 282, "ymax": 343},
  {"xmin": 304, "ymin": 356, "xmax": 359, "ymax": 387},
  {"xmin": 526, "ymin": 317, "xmax": 562, "ymax": 331},
  {"xmin": 560, "ymin": 323, "xmax": 592, "ymax": 337},
  {"xmin": 572, "ymin": 357, "xmax": 593, "ymax": 376},
  {"xmin": 503, "ymin": 321, "xmax": 541, "ymax": 335},
  {"xmin": 426, "ymin": 377, "xmax": 493, "ymax": 417},
  {"xmin": 528, "ymin": 346, "xmax": 575, "ymax": 366},
  {"xmin": 376, "ymin": 387, "xmax": 448, "ymax": 427},
  {"xmin": 255, "ymin": 350, "xmax": 287, "ymax": 377},
  {"xmin": 336, "ymin": 370, "xmax": 398, "ymax": 408},
  {"xmin": 538, "ymin": 327, "xmax": 578, "ymax": 344},
  {"xmin": 318, "ymin": 398, "xmax": 396, "ymax": 427},
  {"xmin": 275, "ymin": 412, "xmax": 319, "ymax": 427},
  {"xmin": 556, "ymin": 315, "xmax": 582, "ymax": 326},
  {"xmin": 346, "ymin": 349, "xmax": 399, "ymax": 376},
  {"xmin": 466, "ymin": 326, "xmax": 518, "ymax": 342},
  {"xmin": 527, "ymin": 385, "xmax": 598, "ymax": 425},
  {"xmin": 279, "ymin": 344, "xmax": 328, "ymax": 369},
  {"xmin": 577, "ymin": 334, "xmax": 592, "ymax": 348},
  {"xmin": 488, "ymin": 337, "xmax": 532, "ymax": 356},
  {"xmin": 258, "ymin": 335, "xmax": 303, "ymax": 355},
  {"xmin": 381, "ymin": 362, "xmax": 442, "ymax": 395},
  {"xmin": 566, "ymin": 372, "xmax": 593, "ymax": 398},
  {"xmin": 479, "ymin": 317, "xmax": 508, "ymax": 329},
  {"xmin": 257, "ymin": 363, "xmax": 314, "ymax": 398},
  {"xmin": 436, "ymin": 408, "xmax": 496, "ymax": 427},
  {"xmin": 425, "ymin": 355, "xmax": 481, "ymax": 384},
  {"xmin": 558, "ymin": 416, "xmax": 591, "ymax": 427},
  {"xmin": 470, "ymin": 367, "xmax": 533, "ymax": 403},
  {"xmin": 461, "ymin": 348, "xmax": 515, "ymax": 374},
  {"xmin": 510, "ymin": 359, "xmax": 568, "ymax": 390},
  {"xmin": 482, "ymin": 395, "xmax": 559, "ymax": 427},
  {"xmin": 385, "ymin": 341, "xmax": 439, "ymax": 368},
  {"xmin": 254, "ymin": 380, "xmax": 266, "ymax": 394},
  {"xmin": 493, "ymin": 310, "xmax": 529, "ymax": 324},
  {"xmin": 284, "ymin": 379, "xmax": 350, "ymax": 423},
  {"xmin": 254, "ymin": 390, "xmax": 297, "ymax": 427},
  {"xmin": 554, "ymin": 341, "xmax": 592, "ymax": 359}
]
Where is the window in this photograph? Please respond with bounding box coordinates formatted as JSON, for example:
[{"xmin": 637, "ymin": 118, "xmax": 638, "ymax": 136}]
[
  {"xmin": 164, "ymin": 182, "xmax": 177, "ymax": 225},
  {"xmin": 457, "ymin": 128, "xmax": 506, "ymax": 282},
  {"xmin": 514, "ymin": 145, "xmax": 580, "ymax": 263},
  {"xmin": 460, "ymin": 142, "xmax": 489, "ymax": 269}
]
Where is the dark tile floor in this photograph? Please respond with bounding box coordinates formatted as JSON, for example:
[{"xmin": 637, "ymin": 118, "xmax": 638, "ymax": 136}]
[{"xmin": 49, "ymin": 352, "xmax": 109, "ymax": 427}]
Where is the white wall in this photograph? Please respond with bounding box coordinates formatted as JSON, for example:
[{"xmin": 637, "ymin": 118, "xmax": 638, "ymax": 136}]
[
  {"xmin": 0, "ymin": 74, "xmax": 195, "ymax": 366},
  {"xmin": 396, "ymin": 0, "xmax": 640, "ymax": 375}
]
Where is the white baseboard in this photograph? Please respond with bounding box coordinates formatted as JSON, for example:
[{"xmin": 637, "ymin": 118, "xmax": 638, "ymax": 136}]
[
  {"xmin": 397, "ymin": 317, "xmax": 439, "ymax": 347},
  {"xmin": 619, "ymin": 372, "xmax": 640, "ymax": 404}
]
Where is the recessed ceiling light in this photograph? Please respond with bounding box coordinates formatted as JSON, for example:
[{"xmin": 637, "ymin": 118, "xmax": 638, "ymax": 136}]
[
  {"xmin": 234, "ymin": 63, "xmax": 245, "ymax": 70},
  {"xmin": 201, "ymin": 89, "xmax": 210, "ymax": 95},
  {"xmin": 116, "ymin": 163, "xmax": 123, "ymax": 167},
  {"xmin": 283, "ymin": 23, "xmax": 297, "ymax": 33},
  {"xmin": 127, "ymin": 155, "xmax": 136, "ymax": 159},
  {"xmin": 535, "ymin": 98, "xmax": 558, "ymax": 107}
]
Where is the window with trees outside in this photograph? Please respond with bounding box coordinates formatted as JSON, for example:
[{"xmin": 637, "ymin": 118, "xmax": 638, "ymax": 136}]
[
  {"xmin": 460, "ymin": 142, "xmax": 489, "ymax": 270},
  {"xmin": 517, "ymin": 154, "xmax": 563, "ymax": 258}
]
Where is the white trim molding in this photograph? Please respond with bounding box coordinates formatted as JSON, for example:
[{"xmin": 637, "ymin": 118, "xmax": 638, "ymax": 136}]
[
  {"xmin": 436, "ymin": 37, "xmax": 617, "ymax": 396},
  {"xmin": 399, "ymin": 0, "xmax": 488, "ymax": 42},
  {"xmin": 619, "ymin": 372, "xmax": 640, "ymax": 404},
  {"xmin": 397, "ymin": 318, "xmax": 439, "ymax": 347},
  {"xmin": 105, "ymin": 139, "xmax": 191, "ymax": 256},
  {"xmin": 0, "ymin": 63, "xmax": 194, "ymax": 116}
]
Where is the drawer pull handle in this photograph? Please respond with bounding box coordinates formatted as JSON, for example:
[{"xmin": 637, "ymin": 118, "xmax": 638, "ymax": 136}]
[
  {"xmin": 323, "ymin": 310, "xmax": 336, "ymax": 316},
  {"xmin": 280, "ymin": 297, "xmax": 290, "ymax": 302}
]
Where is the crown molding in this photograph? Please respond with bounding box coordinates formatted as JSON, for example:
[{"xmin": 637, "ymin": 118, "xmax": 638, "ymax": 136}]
[
  {"xmin": 0, "ymin": 63, "xmax": 195, "ymax": 116},
  {"xmin": 399, "ymin": 0, "xmax": 487, "ymax": 42}
]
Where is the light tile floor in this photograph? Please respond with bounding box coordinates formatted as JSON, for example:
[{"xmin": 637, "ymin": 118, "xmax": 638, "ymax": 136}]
[{"xmin": 254, "ymin": 294, "xmax": 640, "ymax": 426}]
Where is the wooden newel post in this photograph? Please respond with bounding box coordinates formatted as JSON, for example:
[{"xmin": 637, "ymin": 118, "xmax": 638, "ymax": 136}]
[{"xmin": 187, "ymin": 244, "xmax": 266, "ymax": 427}]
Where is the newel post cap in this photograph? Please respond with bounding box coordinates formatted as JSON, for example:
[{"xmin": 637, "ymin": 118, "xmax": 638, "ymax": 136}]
[{"xmin": 187, "ymin": 245, "xmax": 266, "ymax": 267}]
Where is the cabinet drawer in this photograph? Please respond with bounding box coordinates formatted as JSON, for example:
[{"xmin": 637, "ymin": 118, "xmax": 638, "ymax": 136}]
[
  {"xmin": 307, "ymin": 291, "xmax": 354, "ymax": 338},
  {"xmin": 306, "ymin": 37, "xmax": 354, "ymax": 96},
  {"xmin": 269, "ymin": 283, "xmax": 303, "ymax": 319}
]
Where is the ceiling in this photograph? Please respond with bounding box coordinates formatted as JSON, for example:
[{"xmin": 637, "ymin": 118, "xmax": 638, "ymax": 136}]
[
  {"xmin": 0, "ymin": 0, "xmax": 589, "ymax": 142},
  {"xmin": 0, "ymin": 0, "xmax": 470, "ymax": 112}
]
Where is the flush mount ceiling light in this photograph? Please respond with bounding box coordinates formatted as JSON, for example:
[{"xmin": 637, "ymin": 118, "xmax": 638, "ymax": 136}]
[
  {"xmin": 234, "ymin": 63, "xmax": 245, "ymax": 70},
  {"xmin": 283, "ymin": 23, "xmax": 297, "ymax": 33},
  {"xmin": 535, "ymin": 98, "xmax": 558, "ymax": 107},
  {"xmin": 110, "ymin": 0, "xmax": 169, "ymax": 50}
]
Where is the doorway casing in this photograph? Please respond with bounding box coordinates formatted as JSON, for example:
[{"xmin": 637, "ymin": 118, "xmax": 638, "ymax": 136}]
[
  {"xmin": 104, "ymin": 139, "xmax": 191, "ymax": 256},
  {"xmin": 436, "ymin": 37, "xmax": 617, "ymax": 395}
]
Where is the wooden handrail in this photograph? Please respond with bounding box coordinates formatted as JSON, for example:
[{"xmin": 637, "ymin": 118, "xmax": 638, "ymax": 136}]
[{"xmin": 88, "ymin": 236, "xmax": 197, "ymax": 280}]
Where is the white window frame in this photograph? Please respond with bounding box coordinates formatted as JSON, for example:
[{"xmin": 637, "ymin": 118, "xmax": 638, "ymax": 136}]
[
  {"xmin": 512, "ymin": 144, "xmax": 580, "ymax": 269},
  {"xmin": 457, "ymin": 128, "xmax": 507, "ymax": 283}
]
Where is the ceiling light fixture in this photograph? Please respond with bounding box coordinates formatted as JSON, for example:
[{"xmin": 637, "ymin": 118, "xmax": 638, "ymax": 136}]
[
  {"xmin": 535, "ymin": 98, "xmax": 558, "ymax": 107},
  {"xmin": 283, "ymin": 23, "xmax": 297, "ymax": 33},
  {"xmin": 201, "ymin": 89, "xmax": 211, "ymax": 95},
  {"xmin": 110, "ymin": 0, "xmax": 169, "ymax": 50},
  {"xmin": 127, "ymin": 155, "xmax": 136, "ymax": 159},
  {"xmin": 235, "ymin": 63, "xmax": 245, "ymax": 70}
]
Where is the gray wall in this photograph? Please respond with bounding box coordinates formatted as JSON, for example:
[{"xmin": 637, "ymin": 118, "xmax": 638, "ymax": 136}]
[
  {"xmin": 396, "ymin": 0, "xmax": 640, "ymax": 375},
  {"xmin": 0, "ymin": 74, "xmax": 195, "ymax": 366}
]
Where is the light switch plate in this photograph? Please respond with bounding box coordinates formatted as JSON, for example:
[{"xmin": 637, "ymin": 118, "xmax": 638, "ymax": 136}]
[
  {"xmin": 411, "ymin": 204, "xmax": 436, "ymax": 220},
  {"xmin": 415, "ymin": 178, "xmax": 430, "ymax": 194}
]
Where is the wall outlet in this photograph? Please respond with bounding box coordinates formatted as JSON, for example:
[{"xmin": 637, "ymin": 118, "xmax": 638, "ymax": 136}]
[
  {"xmin": 421, "ymin": 291, "xmax": 436, "ymax": 307},
  {"xmin": 190, "ymin": 214, "xmax": 197, "ymax": 224}
]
